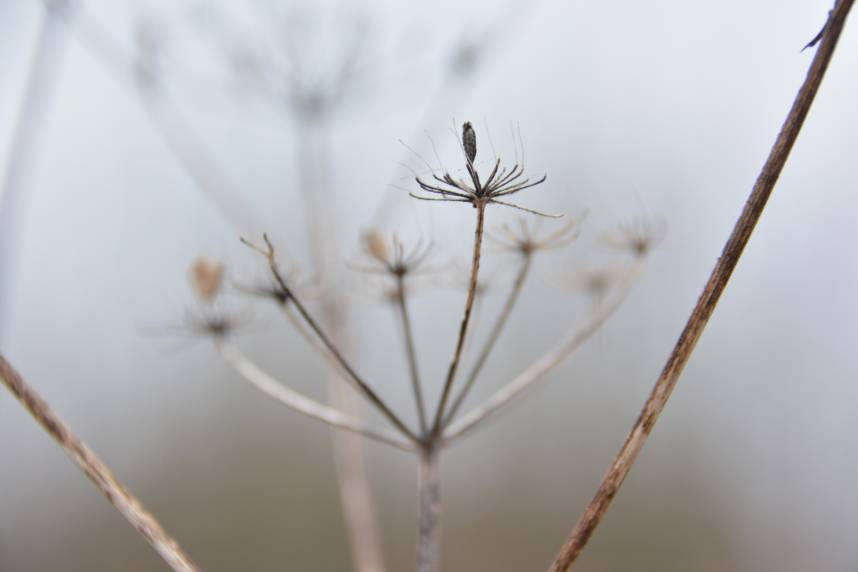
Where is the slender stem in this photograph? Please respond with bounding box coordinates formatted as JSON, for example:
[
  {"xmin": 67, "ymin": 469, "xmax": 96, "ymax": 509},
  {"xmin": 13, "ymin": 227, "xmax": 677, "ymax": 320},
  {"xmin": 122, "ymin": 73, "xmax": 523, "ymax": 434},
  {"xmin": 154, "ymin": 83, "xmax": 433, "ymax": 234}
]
[
  {"xmin": 444, "ymin": 263, "xmax": 642, "ymax": 444},
  {"xmin": 443, "ymin": 253, "xmax": 532, "ymax": 427},
  {"xmin": 0, "ymin": 1, "xmax": 72, "ymax": 340},
  {"xmin": 63, "ymin": 5, "xmax": 266, "ymax": 242},
  {"xmin": 395, "ymin": 275, "xmax": 428, "ymax": 433},
  {"xmin": 298, "ymin": 126, "xmax": 387, "ymax": 572},
  {"xmin": 432, "ymin": 202, "xmax": 487, "ymax": 432},
  {"xmin": 216, "ymin": 342, "xmax": 414, "ymax": 451},
  {"xmin": 417, "ymin": 444, "xmax": 441, "ymax": 572},
  {"xmin": 0, "ymin": 354, "xmax": 199, "ymax": 572},
  {"xmin": 255, "ymin": 236, "xmax": 417, "ymax": 442},
  {"xmin": 548, "ymin": 2, "xmax": 854, "ymax": 569}
]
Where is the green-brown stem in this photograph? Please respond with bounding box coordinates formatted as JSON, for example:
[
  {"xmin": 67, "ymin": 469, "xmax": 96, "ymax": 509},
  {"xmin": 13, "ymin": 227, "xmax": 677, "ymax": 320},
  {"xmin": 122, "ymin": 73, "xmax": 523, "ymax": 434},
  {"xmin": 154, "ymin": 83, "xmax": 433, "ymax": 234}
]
[
  {"xmin": 443, "ymin": 253, "xmax": 532, "ymax": 427},
  {"xmin": 432, "ymin": 201, "xmax": 487, "ymax": 433}
]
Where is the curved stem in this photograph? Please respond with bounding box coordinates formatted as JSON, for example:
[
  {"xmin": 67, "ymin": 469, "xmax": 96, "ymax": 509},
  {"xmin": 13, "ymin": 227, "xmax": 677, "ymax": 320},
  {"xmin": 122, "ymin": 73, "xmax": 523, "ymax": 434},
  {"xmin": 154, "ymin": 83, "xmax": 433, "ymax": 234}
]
[
  {"xmin": 216, "ymin": 342, "xmax": 414, "ymax": 452},
  {"xmin": 443, "ymin": 254, "xmax": 532, "ymax": 427},
  {"xmin": 548, "ymin": 2, "xmax": 854, "ymax": 569},
  {"xmin": 395, "ymin": 275, "xmax": 428, "ymax": 433},
  {"xmin": 431, "ymin": 202, "xmax": 487, "ymax": 433}
]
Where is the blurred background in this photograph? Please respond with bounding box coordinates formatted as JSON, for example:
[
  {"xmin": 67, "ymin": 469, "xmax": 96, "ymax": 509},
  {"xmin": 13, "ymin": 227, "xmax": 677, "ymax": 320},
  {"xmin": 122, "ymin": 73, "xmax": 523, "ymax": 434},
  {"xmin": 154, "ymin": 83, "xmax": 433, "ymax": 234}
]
[{"xmin": 1, "ymin": 1, "xmax": 857, "ymax": 570}]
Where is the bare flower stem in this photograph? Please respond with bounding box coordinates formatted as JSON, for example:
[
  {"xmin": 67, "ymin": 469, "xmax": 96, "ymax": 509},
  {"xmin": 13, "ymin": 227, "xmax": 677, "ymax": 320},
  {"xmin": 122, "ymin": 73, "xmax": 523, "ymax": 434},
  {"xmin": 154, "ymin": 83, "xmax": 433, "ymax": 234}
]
[
  {"xmin": 432, "ymin": 201, "xmax": 487, "ymax": 433},
  {"xmin": 250, "ymin": 235, "xmax": 418, "ymax": 442},
  {"xmin": 443, "ymin": 253, "xmax": 532, "ymax": 427},
  {"xmin": 417, "ymin": 444, "xmax": 441, "ymax": 572},
  {"xmin": 0, "ymin": 1, "xmax": 72, "ymax": 339},
  {"xmin": 216, "ymin": 342, "xmax": 414, "ymax": 451},
  {"xmin": 0, "ymin": 354, "xmax": 199, "ymax": 572},
  {"xmin": 547, "ymin": 2, "xmax": 855, "ymax": 569},
  {"xmin": 444, "ymin": 262, "xmax": 642, "ymax": 444},
  {"xmin": 395, "ymin": 275, "xmax": 428, "ymax": 433}
]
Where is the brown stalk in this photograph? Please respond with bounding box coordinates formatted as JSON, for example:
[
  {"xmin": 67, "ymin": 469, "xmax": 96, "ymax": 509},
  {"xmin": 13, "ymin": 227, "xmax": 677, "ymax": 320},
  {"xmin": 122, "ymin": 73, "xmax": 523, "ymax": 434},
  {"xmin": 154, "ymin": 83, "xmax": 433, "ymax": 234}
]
[
  {"xmin": 247, "ymin": 235, "xmax": 418, "ymax": 443},
  {"xmin": 442, "ymin": 253, "xmax": 533, "ymax": 427},
  {"xmin": 394, "ymin": 274, "xmax": 429, "ymax": 433},
  {"xmin": 431, "ymin": 201, "xmax": 488, "ymax": 433},
  {"xmin": 0, "ymin": 355, "xmax": 199, "ymax": 572},
  {"xmin": 548, "ymin": 2, "xmax": 855, "ymax": 569}
]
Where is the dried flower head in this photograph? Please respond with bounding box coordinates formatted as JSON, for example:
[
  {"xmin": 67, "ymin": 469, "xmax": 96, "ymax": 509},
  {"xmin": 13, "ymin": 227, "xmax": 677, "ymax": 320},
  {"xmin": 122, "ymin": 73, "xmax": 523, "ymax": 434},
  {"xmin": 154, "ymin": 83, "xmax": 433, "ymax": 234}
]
[
  {"xmin": 349, "ymin": 231, "xmax": 435, "ymax": 278},
  {"xmin": 189, "ymin": 257, "xmax": 224, "ymax": 301},
  {"xmin": 487, "ymin": 215, "xmax": 584, "ymax": 256},
  {"xmin": 603, "ymin": 217, "xmax": 667, "ymax": 258},
  {"xmin": 411, "ymin": 121, "xmax": 559, "ymax": 217}
]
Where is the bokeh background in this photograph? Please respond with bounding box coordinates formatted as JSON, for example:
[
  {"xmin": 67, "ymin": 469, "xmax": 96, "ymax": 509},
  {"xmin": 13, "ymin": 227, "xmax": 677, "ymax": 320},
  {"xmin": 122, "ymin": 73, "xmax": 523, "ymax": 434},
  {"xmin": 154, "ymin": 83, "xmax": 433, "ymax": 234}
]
[{"xmin": 2, "ymin": 1, "xmax": 857, "ymax": 570}]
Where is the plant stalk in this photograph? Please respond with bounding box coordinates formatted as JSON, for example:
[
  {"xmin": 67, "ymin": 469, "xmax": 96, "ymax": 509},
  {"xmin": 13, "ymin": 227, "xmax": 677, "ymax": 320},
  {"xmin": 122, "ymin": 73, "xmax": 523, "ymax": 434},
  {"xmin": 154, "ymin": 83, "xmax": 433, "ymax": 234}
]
[
  {"xmin": 417, "ymin": 444, "xmax": 441, "ymax": 572},
  {"xmin": 547, "ymin": 1, "xmax": 855, "ymax": 569}
]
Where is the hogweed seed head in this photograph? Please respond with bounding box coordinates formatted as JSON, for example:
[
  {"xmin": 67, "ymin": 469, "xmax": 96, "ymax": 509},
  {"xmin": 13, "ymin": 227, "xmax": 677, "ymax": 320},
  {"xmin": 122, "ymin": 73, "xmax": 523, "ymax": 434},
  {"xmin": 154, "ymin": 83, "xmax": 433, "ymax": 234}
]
[{"xmin": 411, "ymin": 121, "xmax": 560, "ymax": 218}]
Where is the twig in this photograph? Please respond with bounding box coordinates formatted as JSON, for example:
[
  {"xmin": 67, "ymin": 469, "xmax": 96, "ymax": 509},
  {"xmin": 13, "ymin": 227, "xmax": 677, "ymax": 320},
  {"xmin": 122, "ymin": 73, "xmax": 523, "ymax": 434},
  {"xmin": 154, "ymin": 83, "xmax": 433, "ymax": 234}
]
[
  {"xmin": 244, "ymin": 234, "xmax": 418, "ymax": 442},
  {"xmin": 417, "ymin": 445, "xmax": 441, "ymax": 572},
  {"xmin": 431, "ymin": 202, "xmax": 487, "ymax": 432},
  {"xmin": 0, "ymin": 354, "xmax": 199, "ymax": 572},
  {"xmin": 444, "ymin": 263, "xmax": 642, "ymax": 443},
  {"xmin": 394, "ymin": 275, "xmax": 428, "ymax": 433},
  {"xmin": 547, "ymin": 2, "xmax": 854, "ymax": 569},
  {"xmin": 216, "ymin": 342, "xmax": 414, "ymax": 452},
  {"xmin": 443, "ymin": 253, "xmax": 532, "ymax": 427}
]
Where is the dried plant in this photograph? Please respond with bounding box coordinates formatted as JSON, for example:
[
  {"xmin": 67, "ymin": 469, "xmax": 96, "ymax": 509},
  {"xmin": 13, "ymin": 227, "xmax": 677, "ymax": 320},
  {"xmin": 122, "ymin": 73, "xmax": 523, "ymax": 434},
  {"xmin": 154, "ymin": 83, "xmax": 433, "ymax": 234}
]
[{"xmin": 1, "ymin": 2, "xmax": 854, "ymax": 572}]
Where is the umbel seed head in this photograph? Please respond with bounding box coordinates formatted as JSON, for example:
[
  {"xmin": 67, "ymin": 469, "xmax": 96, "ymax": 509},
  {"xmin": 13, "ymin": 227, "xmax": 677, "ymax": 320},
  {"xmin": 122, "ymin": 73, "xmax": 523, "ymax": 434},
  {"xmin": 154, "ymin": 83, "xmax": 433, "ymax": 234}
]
[{"xmin": 462, "ymin": 121, "xmax": 476, "ymax": 164}]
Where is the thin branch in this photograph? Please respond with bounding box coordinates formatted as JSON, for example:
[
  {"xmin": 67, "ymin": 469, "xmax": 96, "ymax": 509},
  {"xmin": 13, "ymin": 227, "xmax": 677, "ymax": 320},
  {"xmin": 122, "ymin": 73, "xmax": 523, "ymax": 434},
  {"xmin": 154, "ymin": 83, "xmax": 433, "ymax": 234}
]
[
  {"xmin": 245, "ymin": 234, "xmax": 418, "ymax": 442},
  {"xmin": 0, "ymin": 354, "xmax": 199, "ymax": 572},
  {"xmin": 394, "ymin": 275, "xmax": 428, "ymax": 433},
  {"xmin": 444, "ymin": 263, "xmax": 642, "ymax": 443},
  {"xmin": 548, "ymin": 2, "xmax": 855, "ymax": 569},
  {"xmin": 216, "ymin": 342, "xmax": 414, "ymax": 452},
  {"xmin": 442, "ymin": 253, "xmax": 533, "ymax": 427},
  {"xmin": 431, "ymin": 202, "xmax": 487, "ymax": 433}
]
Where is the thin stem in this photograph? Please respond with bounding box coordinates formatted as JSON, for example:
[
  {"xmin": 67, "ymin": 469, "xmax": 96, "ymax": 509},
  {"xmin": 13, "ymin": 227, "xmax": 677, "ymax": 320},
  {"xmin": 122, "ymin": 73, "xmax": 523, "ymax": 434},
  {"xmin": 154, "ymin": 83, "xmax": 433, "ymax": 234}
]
[
  {"xmin": 254, "ymin": 235, "xmax": 418, "ymax": 442},
  {"xmin": 443, "ymin": 253, "xmax": 532, "ymax": 427},
  {"xmin": 395, "ymin": 275, "xmax": 428, "ymax": 433},
  {"xmin": 60, "ymin": 5, "xmax": 273, "ymax": 253},
  {"xmin": 417, "ymin": 445, "xmax": 441, "ymax": 572},
  {"xmin": 432, "ymin": 202, "xmax": 487, "ymax": 433},
  {"xmin": 548, "ymin": 2, "xmax": 854, "ymax": 569},
  {"xmin": 0, "ymin": 1, "xmax": 72, "ymax": 340},
  {"xmin": 444, "ymin": 263, "xmax": 642, "ymax": 444},
  {"xmin": 0, "ymin": 354, "xmax": 199, "ymax": 572},
  {"xmin": 216, "ymin": 342, "xmax": 414, "ymax": 452}
]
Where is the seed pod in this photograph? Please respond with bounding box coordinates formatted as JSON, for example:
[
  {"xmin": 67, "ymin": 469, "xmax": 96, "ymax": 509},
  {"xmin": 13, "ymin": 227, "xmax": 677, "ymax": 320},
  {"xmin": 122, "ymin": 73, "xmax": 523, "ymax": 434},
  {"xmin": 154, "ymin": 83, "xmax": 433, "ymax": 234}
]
[
  {"xmin": 362, "ymin": 229, "xmax": 390, "ymax": 263},
  {"xmin": 462, "ymin": 121, "xmax": 477, "ymax": 164},
  {"xmin": 189, "ymin": 257, "xmax": 224, "ymax": 301}
]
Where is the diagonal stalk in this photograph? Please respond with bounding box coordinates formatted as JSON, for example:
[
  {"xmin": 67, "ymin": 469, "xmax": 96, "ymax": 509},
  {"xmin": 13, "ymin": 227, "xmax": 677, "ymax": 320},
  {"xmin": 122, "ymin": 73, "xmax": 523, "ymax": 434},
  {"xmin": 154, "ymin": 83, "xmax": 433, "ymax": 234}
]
[
  {"xmin": 0, "ymin": 355, "xmax": 199, "ymax": 572},
  {"xmin": 254, "ymin": 235, "xmax": 418, "ymax": 443},
  {"xmin": 442, "ymin": 253, "xmax": 532, "ymax": 427},
  {"xmin": 443, "ymin": 262, "xmax": 642, "ymax": 444},
  {"xmin": 395, "ymin": 275, "xmax": 428, "ymax": 433},
  {"xmin": 548, "ymin": 1, "xmax": 855, "ymax": 569},
  {"xmin": 431, "ymin": 201, "xmax": 487, "ymax": 433}
]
